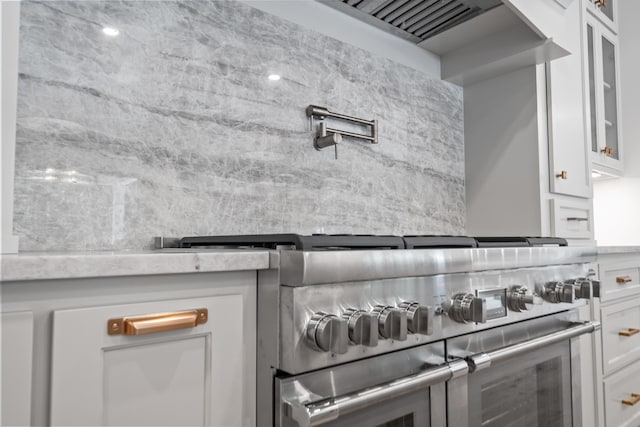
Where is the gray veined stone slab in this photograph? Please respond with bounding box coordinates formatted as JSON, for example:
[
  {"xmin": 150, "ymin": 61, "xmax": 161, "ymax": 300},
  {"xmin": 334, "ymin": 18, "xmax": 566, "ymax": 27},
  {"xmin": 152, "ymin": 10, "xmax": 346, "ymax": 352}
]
[{"xmin": 14, "ymin": 0, "xmax": 465, "ymax": 252}]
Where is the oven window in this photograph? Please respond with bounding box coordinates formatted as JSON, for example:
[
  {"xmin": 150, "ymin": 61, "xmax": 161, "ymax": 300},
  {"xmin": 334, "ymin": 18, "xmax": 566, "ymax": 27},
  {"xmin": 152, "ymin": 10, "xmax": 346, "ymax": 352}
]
[
  {"xmin": 467, "ymin": 341, "xmax": 572, "ymax": 427},
  {"xmin": 319, "ymin": 388, "xmax": 430, "ymax": 427},
  {"xmin": 376, "ymin": 414, "xmax": 414, "ymax": 427}
]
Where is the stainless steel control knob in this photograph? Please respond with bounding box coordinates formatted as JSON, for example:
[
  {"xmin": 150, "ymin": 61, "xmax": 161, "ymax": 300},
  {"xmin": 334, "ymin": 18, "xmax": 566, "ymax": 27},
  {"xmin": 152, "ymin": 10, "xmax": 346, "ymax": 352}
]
[
  {"xmin": 569, "ymin": 278, "xmax": 601, "ymax": 299},
  {"xmin": 399, "ymin": 301, "xmax": 434, "ymax": 335},
  {"xmin": 542, "ymin": 282, "xmax": 575, "ymax": 304},
  {"xmin": 372, "ymin": 305, "xmax": 407, "ymax": 341},
  {"xmin": 449, "ymin": 293, "xmax": 487, "ymax": 323},
  {"xmin": 342, "ymin": 308, "xmax": 378, "ymax": 347},
  {"xmin": 591, "ymin": 279, "xmax": 601, "ymax": 298},
  {"xmin": 306, "ymin": 312, "xmax": 348, "ymax": 354},
  {"xmin": 507, "ymin": 285, "xmax": 535, "ymax": 312}
]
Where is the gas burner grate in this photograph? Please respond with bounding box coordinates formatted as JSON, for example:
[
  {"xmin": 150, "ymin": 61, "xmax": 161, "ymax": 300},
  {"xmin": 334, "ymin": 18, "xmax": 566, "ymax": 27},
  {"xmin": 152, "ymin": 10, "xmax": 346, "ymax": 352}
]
[
  {"xmin": 159, "ymin": 234, "xmax": 569, "ymax": 250},
  {"xmin": 403, "ymin": 235, "xmax": 477, "ymax": 249},
  {"xmin": 175, "ymin": 234, "xmax": 405, "ymax": 250},
  {"xmin": 474, "ymin": 237, "xmax": 568, "ymax": 248}
]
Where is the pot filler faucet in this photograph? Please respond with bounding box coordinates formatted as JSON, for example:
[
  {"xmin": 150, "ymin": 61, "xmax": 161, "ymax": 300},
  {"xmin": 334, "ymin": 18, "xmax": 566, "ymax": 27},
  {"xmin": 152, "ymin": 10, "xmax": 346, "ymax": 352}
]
[{"xmin": 306, "ymin": 104, "xmax": 378, "ymax": 159}]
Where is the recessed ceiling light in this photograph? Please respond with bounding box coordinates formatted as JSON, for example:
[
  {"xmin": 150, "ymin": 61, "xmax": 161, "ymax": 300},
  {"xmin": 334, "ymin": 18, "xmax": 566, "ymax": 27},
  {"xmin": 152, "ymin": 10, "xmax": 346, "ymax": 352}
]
[
  {"xmin": 268, "ymin": 74, "xmax": 281, "ymax": 81},
  {"xmin": 102, "ymin": 27, "xmax": 120, "ymax": 37}
]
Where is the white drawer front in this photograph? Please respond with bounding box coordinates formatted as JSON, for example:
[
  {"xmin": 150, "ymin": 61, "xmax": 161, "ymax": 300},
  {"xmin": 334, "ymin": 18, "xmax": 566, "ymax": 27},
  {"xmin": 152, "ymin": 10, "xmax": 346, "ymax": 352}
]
[
  {"xmin": 604, "ymin": 359, "xmax": 640, "ymax": 427},
  {"xmin": 600, "ymin": 262, "xmax": 640, "ymax": 302},
  {"xmin": 601, "ymin": 298, "xmax": 640, "ymax": 376},
  {"xmin": 550, "ymin": 199, "xmax": 593, "ymax": 239}
]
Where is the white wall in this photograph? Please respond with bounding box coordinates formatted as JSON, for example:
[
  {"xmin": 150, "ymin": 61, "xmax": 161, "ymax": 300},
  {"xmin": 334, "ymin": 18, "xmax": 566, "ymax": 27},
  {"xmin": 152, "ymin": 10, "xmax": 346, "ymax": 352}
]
[
  {"xmin": 593, "ymin": 0, "xmax": 640, "ymax": 245},
  {"xmin": 241, "ymin": 0, "xmax": 441, "ymax": 79},
  {"xmin": 1, "ymin": 1, "xmax": 20, "ymax": 254}
]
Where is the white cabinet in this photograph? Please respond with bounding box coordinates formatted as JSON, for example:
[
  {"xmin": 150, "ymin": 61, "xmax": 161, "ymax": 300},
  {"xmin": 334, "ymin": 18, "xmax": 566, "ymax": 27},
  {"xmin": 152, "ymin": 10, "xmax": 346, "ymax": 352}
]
[
  {"xmin": 584, "ymin": 0, "xmax": 618, "ymax": 33},
  {"xmin": 1, "ymin": 311, "xmax": 34, "ymax": 426},
  {"xmin": 547, "ymin": 0, "xmax": 592, "ymax": 199},
  {"xmin": 603, "ymin": 359, "xmax": 640, "ymax": 427},
  {"xmin": 600, "ymin": 298, "xmax": 640, "ymax": 376},
  {"xmin": 465, "ymin": 0, "xmax": 593, "ymax": 242},
  {"xmin": 591, "ymin": 253, "xmax": 640, "ymax": 427},
  {"xmin": 1, "ymin": 269, "xmax": 258, "ymax": 427},
  {"xmin": 50, "ymin": 295, "xmax": 250, "ymax": 426},
  {"xmin": 584, "ymin": 3, "xmax": 624, "ymax": 175},
  {"xmin": 550, "ymin": 198, "xmax": 594, "ymax": 239}
]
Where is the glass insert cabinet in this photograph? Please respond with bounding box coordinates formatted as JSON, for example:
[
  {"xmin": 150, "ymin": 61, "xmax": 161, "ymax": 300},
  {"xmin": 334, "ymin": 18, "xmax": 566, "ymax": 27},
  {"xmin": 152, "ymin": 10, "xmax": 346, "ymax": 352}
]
[
  {"xmin": 583, "ymin": 0, "xmax": 624, "ymax": 175},
  {"xmin": 585, "ymin": 0, "xmax": 617, "ymax": 31}
]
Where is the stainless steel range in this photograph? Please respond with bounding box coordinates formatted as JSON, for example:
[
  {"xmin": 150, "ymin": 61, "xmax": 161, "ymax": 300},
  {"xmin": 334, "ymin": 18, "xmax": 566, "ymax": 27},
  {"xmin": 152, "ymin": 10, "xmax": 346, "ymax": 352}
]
[{"xmin": 157, "ymin": 234, "xmax": 600, "ymax": 427}]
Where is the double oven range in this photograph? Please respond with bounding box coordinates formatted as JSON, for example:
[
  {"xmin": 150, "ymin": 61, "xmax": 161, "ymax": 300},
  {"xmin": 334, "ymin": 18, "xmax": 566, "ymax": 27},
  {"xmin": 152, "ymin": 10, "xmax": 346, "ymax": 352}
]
[{"xmin": 157, "ymin": 234, "xmax": 600, "ymax": 427}]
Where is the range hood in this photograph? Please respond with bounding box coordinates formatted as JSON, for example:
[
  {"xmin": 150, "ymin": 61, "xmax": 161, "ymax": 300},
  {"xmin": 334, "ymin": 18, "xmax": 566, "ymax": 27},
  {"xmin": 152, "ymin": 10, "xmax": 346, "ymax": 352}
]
[{"xmin": 321, "ymin": 0, "xmax": 575, "ymax": 85}]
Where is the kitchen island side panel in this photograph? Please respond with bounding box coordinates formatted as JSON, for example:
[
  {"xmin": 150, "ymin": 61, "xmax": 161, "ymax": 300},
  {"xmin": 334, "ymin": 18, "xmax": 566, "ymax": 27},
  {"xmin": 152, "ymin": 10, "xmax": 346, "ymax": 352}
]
[{"xmin": 14, "ymin": 0, "xmax": 464, "ymax": 251}]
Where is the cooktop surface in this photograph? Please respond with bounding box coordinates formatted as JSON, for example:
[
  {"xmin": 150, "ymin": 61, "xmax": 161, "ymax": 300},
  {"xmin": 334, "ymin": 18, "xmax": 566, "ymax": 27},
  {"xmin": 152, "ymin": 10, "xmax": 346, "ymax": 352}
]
[{"xmin": 157, "ymin": 234, "xmax": 568, "ymax": 250}]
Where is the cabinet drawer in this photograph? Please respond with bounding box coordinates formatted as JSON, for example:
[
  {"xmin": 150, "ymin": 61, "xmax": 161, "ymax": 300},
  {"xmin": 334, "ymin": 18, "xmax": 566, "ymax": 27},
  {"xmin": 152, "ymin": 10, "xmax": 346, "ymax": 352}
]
[
  {"xmin": 600, "ymin": 262, "xmax": 640, "ymax": 302},
  {"xmin": 601, "ymin": 298, "xmax": 640, "ymax": 376},
  {"xmin": 550, "ymin": 199, "xmax": 593, "ymax": 239},
  {"xmin": 604, "ymin": 358, "xmax": 640, "ymax": 427}
]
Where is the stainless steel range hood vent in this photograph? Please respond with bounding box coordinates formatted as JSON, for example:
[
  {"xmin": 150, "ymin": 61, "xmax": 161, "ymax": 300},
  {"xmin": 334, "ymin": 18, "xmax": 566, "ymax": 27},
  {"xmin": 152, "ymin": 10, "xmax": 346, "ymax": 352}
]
[
  {"xmin": 322, "ymin": 0, "xmax": 575, "ymax": 85},
  {"xmin": 337, "ymin": 0, "xmax": 502, "ymax": 42}
]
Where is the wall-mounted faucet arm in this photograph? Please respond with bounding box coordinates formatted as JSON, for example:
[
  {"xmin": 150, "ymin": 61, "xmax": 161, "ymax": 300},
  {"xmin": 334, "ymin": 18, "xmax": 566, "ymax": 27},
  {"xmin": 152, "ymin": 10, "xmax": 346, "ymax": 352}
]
[
  {"xmin": 306, "ymin": 105, "xmax": 378, "ymax": 160},
  {"xmin": 307, "ymin": 105, "xmax": 375, "ymax": 128}
]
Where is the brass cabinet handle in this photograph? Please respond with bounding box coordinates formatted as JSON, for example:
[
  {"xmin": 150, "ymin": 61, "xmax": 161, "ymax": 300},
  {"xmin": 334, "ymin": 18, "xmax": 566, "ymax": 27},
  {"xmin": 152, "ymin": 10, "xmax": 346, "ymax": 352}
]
[
  {"xmin": 556, "ymin": 171, "xmax": 568, "ymax": 179},
  {"xmin": 616, "ymin": 276, "xmax": 633, "ymax": 283},
  {"xmin": 600, "ymin": 147, "xmax": 614, "ymax": 155},
  {"xmin": 622, "ymin": 393, "xmax": 640, "ymax": 406},
  {"xmin": 619, "ymin": 328, "xmax": 640, "ymax": 337},
  {"xmin": 107, "ymin": 308, "xmax": 208, "ymax": 336},
  {"xmin": 595, "ymin": 0, "xmax": 606, "ymax": 8}
]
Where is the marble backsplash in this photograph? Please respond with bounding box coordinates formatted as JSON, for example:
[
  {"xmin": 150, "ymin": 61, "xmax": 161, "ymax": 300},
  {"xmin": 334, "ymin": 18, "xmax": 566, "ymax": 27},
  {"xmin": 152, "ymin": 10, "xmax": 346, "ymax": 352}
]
[{"xmin": 14, "ymin": 0, "xmax": 465, "ymax": 252}]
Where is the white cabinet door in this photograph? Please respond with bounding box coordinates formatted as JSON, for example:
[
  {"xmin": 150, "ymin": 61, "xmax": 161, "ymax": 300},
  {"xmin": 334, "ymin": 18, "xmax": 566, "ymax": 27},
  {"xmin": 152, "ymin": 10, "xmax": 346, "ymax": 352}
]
[
  {"xmin": 585, "ymin": 12, "xmax": 624, "ymax": 175},
  {"xmin": 584, "ymin": 0, "xmax": 618, "ymax": 33},
  {"xmin": 1, "ymin": 311, "xmax": 34, "ymax": 426},
  {"xmin": 50, "ymin": 295, "xmax": 250, "ymax": 426},
  {"xmin": 547, "ymin": 0, "xmax": 592, "ymax": 199}
]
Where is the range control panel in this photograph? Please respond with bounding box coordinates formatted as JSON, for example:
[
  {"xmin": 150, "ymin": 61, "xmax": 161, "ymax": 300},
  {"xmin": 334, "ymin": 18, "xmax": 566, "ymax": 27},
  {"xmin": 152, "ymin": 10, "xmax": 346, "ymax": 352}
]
[{"xmin": 477, "ymin": 289, "xmax": 507, "ymax": 321}]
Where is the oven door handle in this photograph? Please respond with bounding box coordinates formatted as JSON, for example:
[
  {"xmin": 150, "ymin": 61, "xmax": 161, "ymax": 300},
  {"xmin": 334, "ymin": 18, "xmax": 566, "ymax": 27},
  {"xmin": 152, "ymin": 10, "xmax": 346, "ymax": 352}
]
[
  {"xmin": 468, "ymin": 320, "xmax": 601, "ymax": 372},
  {"xmin": 283, "ymin": 359, "xmax": 468, "ymax": 427}
]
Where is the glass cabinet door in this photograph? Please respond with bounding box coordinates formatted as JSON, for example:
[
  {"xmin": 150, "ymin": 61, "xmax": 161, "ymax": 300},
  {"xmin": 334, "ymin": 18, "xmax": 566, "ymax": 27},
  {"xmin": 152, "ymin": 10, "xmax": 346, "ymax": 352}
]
[
  {"xmin": 601, "ymin": 34, "xmax": 619, "ymax": 160},
  {"xmin": 586, "ymin": 23, "xmax": 598, "ymax": 155},
  {"xmin": 584, "ymin": 14, "xmax": 623, "ymax": 174},
  {"xmin": 599, "ymin": 0, "xmax": 614, "ymax": 22},
  {"xmin": 586, "ymin": 0, "xmax": 616, "ymax": 30}
]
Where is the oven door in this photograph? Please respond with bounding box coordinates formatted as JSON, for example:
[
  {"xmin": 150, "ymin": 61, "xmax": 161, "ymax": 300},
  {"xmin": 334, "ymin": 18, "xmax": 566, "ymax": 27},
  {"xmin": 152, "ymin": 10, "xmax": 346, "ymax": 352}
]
[
  {"xmin": 275, "ymin": 341, "xmax": 467, "ymax": 427},
  {"xmin": 447, "ymin": 312, "xmax": 600, "ymax": 427}
]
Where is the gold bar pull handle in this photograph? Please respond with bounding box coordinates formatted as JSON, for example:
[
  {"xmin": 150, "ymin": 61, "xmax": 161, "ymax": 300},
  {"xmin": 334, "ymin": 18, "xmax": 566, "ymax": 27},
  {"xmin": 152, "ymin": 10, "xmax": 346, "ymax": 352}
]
[
  {"xmin": 107, "ymin": 308, "xmax": 208, "ymax": 336},
  {"xmin": 619, "ymin": 328, "xmax": 640, "ymax": 337},
  {"xmin": 616, "ymin": 275, "xmax": 633, "ymax": 283},
  {"xmin": 622, "ymin": 393, "xmax": 640, "ymax": 406}
]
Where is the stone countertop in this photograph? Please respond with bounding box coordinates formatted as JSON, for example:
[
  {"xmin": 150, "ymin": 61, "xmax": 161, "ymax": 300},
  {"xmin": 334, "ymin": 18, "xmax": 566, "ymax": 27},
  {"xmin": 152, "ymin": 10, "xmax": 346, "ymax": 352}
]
[
  {"xmin": 0, "ymin": 250, "xmax": 272, "ymax": 282},
  {"xmin": 597, "ymin": 246, "xmax": 640, "ymax": 255}
]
